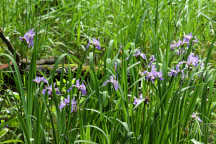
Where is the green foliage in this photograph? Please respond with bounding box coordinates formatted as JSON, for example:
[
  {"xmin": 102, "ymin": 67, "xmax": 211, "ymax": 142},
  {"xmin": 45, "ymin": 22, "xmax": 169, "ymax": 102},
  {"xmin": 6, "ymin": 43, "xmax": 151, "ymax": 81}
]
[{"xmin": 0, "ymin": 0, "xmax": 216, "ymax": 144}]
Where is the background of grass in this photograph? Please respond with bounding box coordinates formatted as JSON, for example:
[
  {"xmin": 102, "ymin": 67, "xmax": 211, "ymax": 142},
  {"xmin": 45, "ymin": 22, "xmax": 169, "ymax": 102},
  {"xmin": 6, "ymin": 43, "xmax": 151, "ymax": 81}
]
[{"xmin": 0, "ymin": 0, "xmax": 216, "ymax": 143}]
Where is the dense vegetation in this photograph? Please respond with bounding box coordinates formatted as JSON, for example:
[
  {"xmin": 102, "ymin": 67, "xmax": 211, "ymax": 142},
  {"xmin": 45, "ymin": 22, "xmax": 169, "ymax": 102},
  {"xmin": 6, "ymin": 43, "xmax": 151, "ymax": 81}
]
[{"xmin": 0, "ymin": 0, "xmax": 216, "ymax": 143}]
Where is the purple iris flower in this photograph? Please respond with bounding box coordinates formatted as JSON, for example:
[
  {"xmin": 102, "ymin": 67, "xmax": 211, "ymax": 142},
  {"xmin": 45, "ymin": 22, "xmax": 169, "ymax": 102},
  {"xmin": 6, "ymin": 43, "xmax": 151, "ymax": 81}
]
[
  {"xmin": 134, "ymin": 49, "xmax": 141, "ymax": 57},
  {"xmin": 86, "ymin": 41, "xmax": 90, "ymax": 49},
  {"xmin": 157, "ymin": 71, "xmax": 163, "ymax": 80},
  {"xmin": 176, "ymin": 47, "xmax": 185, "ymax": 55},
  {"xmin": 59, "ymin": 96, "xmax": 77, "ymax": 112},
  {"xmin": 59, "ymin": 95, "xmax": 70, "ymax": 110},
  {"xmin": 134, "ymin": 49, "xmax": 146, "ymax": 60},
  {"xmin": 169, "ymin": 40, "xmax": 185, "ymax": 55},
  {"xmin": 168, "ymin": 69, "xmax": 178, "ymax": 77},
  {"xmin": 59, "ymin": 100, "xmax": 67, "ymax": 110},
  {"xmin": 64, "ymin": 95, "xmax": 70, "ymax": 104},
  {"xmin": 183, "ymin": 33, "xmax": 193, "ymax": 44},
  {"xmin": 191, "ymin": 112, "xmax": 202, "ymax": 122},
  {"xmin": 170, "ymin": 40, "xmax": 182, "ymax": 50},
  {"xmin": 193, "ymin": 39, "xmax": 198, "ymax": 43},
  {"xmin": 67, "ymin": 80, "xmax": 87, "ymax": 95},
  {"xmin": 42, "ymin": 83, "xmax": 60, "ymax": 95},
  {"xmin": 92, "ymin": 38, "xmax": 101, "ymax": 50},
  {"xmin": 143, "ymin": 64, "xmax": 163, "ymax": 82},
  {"xmin": 193, "ymin": 36, "xmax": 199, "ymax": 44},
  {"xmin": 168, "ymin": 61, "xmax": 184, "ymax": 77},
  {"xmin": 133, "ymin": 94, "xmax": 143, "ymax": 105},
  {"xmin": 20, "ymin": 29, "xmax": 35, "ymax": 48},
  {"xmin": 87, "ymin": 38, "xmax": 101, "ymax": 50},
  {"xmin": 71, "ymin": 97, "xmax": 77, "ymax": 112},
  {"xmin": 176, "ymin": 61, "xmax": 184, "ymax": 71},
  {"xmin": 103, "ymin": 76, "xmax": 119, "ymax": 90},
  {"xmin": 176, "ymin": 40, "xmax": 182, "ymax": 47},
  {"xmin": 187, "ymin": 53, "xmax": 199, "ymax": 67},
  {"xmin": 33, "ymin": 76, "xmax": 48, "ymax": 84},
  {"xmin": 140, "ymin": 53, "xmax": 146, "ymax": 60},
  {"xmin": 148, "ymin": 55, "xmax": 156, "ymax": 67},
  {"xmin": 170, "ymin": 43, "xmax": 176, "ymax": 50},
  {"xmin": 150, "ymin": 55, "xmax": 155, "ymax": 62}
]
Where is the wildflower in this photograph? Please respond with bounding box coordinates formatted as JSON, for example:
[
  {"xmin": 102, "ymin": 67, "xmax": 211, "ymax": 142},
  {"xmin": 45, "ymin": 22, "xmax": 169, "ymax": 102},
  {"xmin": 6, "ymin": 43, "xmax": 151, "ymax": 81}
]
[
  {"xmin": 59, "ymin": 100, "xmax": 67, "ymax": 110},
  {"xmin": 20, "ymin": 29, "xmax": 35, "ymax": 48},
  {"xmin": 157, "ymin": 71, "xmax": 163, "ymax": 80},
  {"xmin": 87, "ymin": 38, "xmax": 101, "ymax": 50},
  {"xmin": 140, "ymin": 53, "xmax": 146, "ymax": 60},
  {"xmin": 134, "ymin": 49, "xmax": 141, "ymax": 57},
  {"xmin": 134, "ymin": 49, "xmax": 146, "ymax": 60},
  {"xmin": 133, "ymin": 94, "xmax": 143, "ymax": 105},
  {"xmin": 170, "ymin": 40, "xmax": 182, "ymax": 50},
  {"xmin": 176, "ymin": 47, "xmax": 186, "ymax": 55},
  {"xmin": 176, "ymin": 40, "xmax": 183, "ymax": 47},
  {"xmin": 42, "ymin": 83, "xmax": 60, "ymax": 95},
  {"xmin": 103, "ymin": 76, "xmax": 119, "ymax": 90},
  {"xmin": 59, "ymin": 96, "xmax": 77, "ymax": 112},
  {"xmin": 168, "ymin": 61, "xmax": 184, "ymax": 77},
  {"xmin": 67, "ymin": 80, "xmax": 87, "ymax": 95},
  {"xmin": 170, "ymin": 43, "xmax": 176, "ymax": 50},
  {"xmin": 92, "ymin": 38, "xmax": 101, "ymax": 50},
  {"xmin": 71, "ymin": 97, "xmax": 77, "ymax": 112},
  {"xmin": 187, "ymin": 53, "xmax": 199, "ymax": 67},
  {"xmin": 143, "ymin": 64, "xmax": 163, "ymax": 82},
  {"xmin": 183, "ymin": 33, "xmax": 193, "ymax": 44},
  {"xmin": 193, "ymin": 37, "xmax": 199, "ymax": 44},
  {"xmin": 168, "ymin": 69, "xmax": 178, "ymax": 77},
  {"xmin": 191, "ymin": 112, "xmax": 202, "ymax": 122},
  {"xmin": 33, "ymin": 76, "xmax": 48, "ymax": 84},
  {"xmin": 149, "ymin": 55, "xmax": 155, "ymax": 62},
  {"xmin": 148, "ymin": 55, "xmax": 156, "ymax": 66},
  {"xmin": 176, "ymin": 61, "xmax": 184, "ymax": 72},
  {"xmin": 59, "ymin": 95, "xmax": 70, "ymax": 110}
]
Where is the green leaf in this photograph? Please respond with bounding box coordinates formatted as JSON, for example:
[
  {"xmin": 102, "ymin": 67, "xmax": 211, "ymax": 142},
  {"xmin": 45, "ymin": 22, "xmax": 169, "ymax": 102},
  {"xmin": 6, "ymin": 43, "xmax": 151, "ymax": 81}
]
[
  {"xmin": 0, "ymin": 139, "xmax": 23, "ymax": 144},
  {"xmin": 74, "ymin": 140, "xmax": 97, "ymax": 144},
  {"xmin": 0, "ymin": 128, "xmax": 9, "ymax": 139}
]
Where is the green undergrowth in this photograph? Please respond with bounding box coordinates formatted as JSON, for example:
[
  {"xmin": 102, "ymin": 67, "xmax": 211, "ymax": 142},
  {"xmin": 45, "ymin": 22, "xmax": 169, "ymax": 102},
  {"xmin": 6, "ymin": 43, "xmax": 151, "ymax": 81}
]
[{"xmin": 0, "ymin": 0, "xmax": 216, "ymax": 143}]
